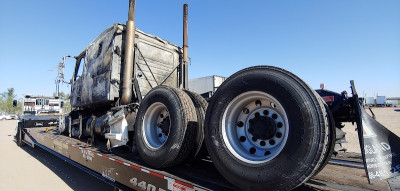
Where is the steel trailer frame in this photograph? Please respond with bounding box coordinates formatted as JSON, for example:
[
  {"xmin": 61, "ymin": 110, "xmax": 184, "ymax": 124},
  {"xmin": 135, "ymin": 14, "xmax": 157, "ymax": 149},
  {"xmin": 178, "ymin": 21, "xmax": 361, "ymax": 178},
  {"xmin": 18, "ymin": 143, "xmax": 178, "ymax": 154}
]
[{"xmin": 21, "ymin": 127, "xmax": 233, "ymax": 191}]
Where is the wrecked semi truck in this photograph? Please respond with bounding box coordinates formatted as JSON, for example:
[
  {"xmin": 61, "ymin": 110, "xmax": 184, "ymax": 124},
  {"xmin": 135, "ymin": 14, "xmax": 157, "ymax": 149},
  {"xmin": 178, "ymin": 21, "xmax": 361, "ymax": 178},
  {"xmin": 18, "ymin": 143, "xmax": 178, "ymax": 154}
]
[{"xmin": 15, "ymin": 1, "xmax": 400, "ymax": 190}]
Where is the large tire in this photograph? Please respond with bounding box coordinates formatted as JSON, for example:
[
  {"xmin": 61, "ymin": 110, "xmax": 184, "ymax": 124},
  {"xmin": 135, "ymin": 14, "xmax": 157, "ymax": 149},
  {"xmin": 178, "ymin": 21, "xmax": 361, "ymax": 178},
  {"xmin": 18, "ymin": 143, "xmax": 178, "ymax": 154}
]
[
  {"xmin": 134, "ymin": 86, "xmax": 198, "ymax": 168},
  {"xmin": 204, "ymin": 66, "xmax": 329, "ymax": 190},
  {"xmin": 16, "ymin": 123, "xmax": 26, "ymax": 147},
  {"xmin": 313, "ymin": 102, "xmax": 336, "ymax": 175},
  {"xmin": 184, "ymin": 90, "xmax": 208, "ymax": 161}
]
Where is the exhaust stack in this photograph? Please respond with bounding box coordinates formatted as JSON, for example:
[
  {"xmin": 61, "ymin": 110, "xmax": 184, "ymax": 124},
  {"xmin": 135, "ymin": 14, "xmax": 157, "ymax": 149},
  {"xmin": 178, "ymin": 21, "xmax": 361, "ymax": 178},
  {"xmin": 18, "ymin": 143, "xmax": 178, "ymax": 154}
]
[
  {"xmin": 182, "ymin": 4, "xmax": 189, "ymax": 89},
  {"xmin": 121, "ymin": 0, "xmax": 136, "ymax": 105}
]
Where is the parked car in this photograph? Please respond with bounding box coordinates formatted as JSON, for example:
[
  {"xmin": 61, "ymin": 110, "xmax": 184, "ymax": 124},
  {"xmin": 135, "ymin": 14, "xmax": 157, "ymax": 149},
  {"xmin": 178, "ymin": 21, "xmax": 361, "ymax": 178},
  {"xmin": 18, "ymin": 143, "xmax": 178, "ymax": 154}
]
[
  {"xmin": 0, "ymin": 114, "xmax": 11, "ymax": 120},
  {"xmin": 9, "ymin": 114, "xmax": 19, "ymax": 120}
]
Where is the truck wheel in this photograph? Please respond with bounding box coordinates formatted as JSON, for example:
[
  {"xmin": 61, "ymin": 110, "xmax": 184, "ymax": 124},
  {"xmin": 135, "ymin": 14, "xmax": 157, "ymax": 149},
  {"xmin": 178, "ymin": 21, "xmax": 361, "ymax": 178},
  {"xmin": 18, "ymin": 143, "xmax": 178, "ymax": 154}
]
[
  {"xmin": 204, "ymin": 66, "xmax": 329, "ymax": 190},
  {"xmin": 134, "ymin": 86, "xmax": 197, "ymax": 168},
  {"xmin": 313, "ymin": 102, "xmax": 336, "ymax": 175},
  {"xmin": 184, "ymin": 90, "xmax": 208, "ymax": 161},
  {"xmin": 16, "ymin": 124, "xmax": 26, "ymax": 147}
]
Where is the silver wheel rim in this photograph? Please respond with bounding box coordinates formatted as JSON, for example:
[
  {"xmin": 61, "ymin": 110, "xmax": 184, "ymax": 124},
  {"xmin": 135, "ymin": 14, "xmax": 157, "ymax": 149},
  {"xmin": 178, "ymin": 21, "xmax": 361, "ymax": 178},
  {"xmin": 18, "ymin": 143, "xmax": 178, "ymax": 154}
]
[
  {"xmin": 222, "ymin": 91, "xmax": 289, "ymax": 164},
  {"xmin": 142, "ymin": 102, "xmax": 170, "ymax": 149}
]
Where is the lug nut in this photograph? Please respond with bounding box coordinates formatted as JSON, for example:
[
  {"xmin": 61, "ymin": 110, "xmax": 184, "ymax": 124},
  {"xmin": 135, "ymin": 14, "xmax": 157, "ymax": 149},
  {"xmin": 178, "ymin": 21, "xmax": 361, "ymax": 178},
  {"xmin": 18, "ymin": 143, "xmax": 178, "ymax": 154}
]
[
  {"xmin": 237, "ymin": 121, "xmax": 244, "ymax": 127},
  {"xmin": 272, "ymin": 114, "xmax": 278, "ymax": 119},
  {"xmin": 263, "ymin": 110, "xmax": 269, "ymax": 115},
  {"xmin": 276, "ymin": 132, "xmax": 282, "ymax": 138},
  {"xmin": 250, "ymin": 147, "xmax": 256, "ymax": 154},
  {"xmin": 239, "ymin": 136, "xmax": 246, "ymax": 142},
  {"xmin": 277, "ymin": 122, "xmax": 283, "ymax": 128},
  {"xmin": 243, "ymin": 108, "xmax": 250, "ymax": 114},
  {"xmin": 252, "ymin": 137, "xmax": 257, "ymax": 142},
  {"xmin": 265, "ymin": 151, "xmax": 271, "ymax": 156},
  {"xmin": 260, "ymin": 141, "xmax": 266, "ymax": 146},
  {"xmin": 160, "ymin": 114, "xmax": 164, "ymax": 118},
  {"xmin": 269, "ymin": 139, "xmax": 275, "ymax": 145}
]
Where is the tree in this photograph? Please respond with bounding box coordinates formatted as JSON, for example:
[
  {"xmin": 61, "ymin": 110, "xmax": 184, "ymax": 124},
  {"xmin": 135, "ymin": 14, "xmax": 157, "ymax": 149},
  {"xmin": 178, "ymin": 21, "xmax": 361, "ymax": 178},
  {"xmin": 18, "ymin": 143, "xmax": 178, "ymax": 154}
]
[
  {"xmin": 53, "ymin": 91, "xmax": 71, "ymax": 113},
  {"xmin": 0, "ymin": 88, "xmax": 21, "ymax": 114},
  {"xmin": 53, "ymin": 91, "xmax": 70, "ymax": 99}
]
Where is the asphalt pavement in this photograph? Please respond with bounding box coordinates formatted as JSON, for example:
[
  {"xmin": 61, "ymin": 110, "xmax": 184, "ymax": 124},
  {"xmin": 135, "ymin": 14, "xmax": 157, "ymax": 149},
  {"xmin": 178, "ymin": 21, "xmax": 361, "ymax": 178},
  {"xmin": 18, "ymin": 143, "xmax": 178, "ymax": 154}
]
[{"xmin": 0, "ymin": 120, "xmax": 114, "ymax": 191}]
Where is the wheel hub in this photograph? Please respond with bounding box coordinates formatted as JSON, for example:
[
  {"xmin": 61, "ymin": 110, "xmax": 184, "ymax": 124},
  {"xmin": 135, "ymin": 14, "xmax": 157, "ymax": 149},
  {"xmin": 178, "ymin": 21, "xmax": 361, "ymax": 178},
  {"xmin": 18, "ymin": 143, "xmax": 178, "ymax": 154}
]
[
  {"xmin": 248, "ymin": 114, "xmax": 277, "ymax": 140},
  {"xmin": 158, "ymin": 116, "xmax": 170, "ymax": 136},
  {"xmin": 143, "ymin": 102, "xmax": 170, "ymax": 149},
  {"xmin": 222, "ymin": 91, "xmax": 289, "ymax": 164}
]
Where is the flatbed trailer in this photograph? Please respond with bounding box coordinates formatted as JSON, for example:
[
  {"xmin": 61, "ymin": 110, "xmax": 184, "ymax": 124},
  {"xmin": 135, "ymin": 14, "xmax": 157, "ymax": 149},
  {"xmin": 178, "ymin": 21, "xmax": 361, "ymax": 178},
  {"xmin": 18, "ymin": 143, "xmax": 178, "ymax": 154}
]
[
  {"xmin": 21, "ymin": 126, "xmax": 235, "ymax": 191},
  {"xmin": 19, "ymin": 126, "xmax": 400, "ymax": 191},
  {"xmin": 13, "ymin": 1, "xmax": 400, "ymax": 190}
]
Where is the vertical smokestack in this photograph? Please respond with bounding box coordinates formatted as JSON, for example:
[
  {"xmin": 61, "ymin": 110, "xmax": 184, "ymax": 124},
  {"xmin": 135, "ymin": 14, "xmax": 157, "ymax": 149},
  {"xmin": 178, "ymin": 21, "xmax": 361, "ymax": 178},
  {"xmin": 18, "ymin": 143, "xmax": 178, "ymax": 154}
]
[
  {"xmin": 182, "ymin": 4, "xmax": 189, "ymax": 89},
  {"xmin": 121, "ymin": 0, "xmax": 136, "ymax": 105}
]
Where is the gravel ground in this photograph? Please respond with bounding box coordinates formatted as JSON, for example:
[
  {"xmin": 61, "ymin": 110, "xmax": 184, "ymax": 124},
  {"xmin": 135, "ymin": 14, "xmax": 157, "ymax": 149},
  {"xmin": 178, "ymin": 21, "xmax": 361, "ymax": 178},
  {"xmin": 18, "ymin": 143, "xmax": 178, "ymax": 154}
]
[{"xmin": 341, "ymin": 107, "xmax": 400, "ymax": 153}]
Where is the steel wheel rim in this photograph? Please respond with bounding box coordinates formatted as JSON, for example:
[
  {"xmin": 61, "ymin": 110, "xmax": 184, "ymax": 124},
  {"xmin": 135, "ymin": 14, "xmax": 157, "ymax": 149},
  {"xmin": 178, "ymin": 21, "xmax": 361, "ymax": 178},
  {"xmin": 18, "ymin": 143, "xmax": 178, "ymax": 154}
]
[
  {"xmin": 143, "ymin": 102, "xmax": 170, "ymax": 149},
  {"xmin": 222, "ymin": 91, "xmax": 289, "ymax": 164}
]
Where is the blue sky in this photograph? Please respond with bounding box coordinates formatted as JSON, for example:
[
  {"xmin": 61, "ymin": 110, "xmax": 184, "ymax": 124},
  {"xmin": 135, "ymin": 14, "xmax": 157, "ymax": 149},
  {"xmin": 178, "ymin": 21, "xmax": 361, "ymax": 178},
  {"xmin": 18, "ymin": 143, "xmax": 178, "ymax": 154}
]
[{"xmin": 0, "ymin": 0, "xmax": 399, "ymax": 99}]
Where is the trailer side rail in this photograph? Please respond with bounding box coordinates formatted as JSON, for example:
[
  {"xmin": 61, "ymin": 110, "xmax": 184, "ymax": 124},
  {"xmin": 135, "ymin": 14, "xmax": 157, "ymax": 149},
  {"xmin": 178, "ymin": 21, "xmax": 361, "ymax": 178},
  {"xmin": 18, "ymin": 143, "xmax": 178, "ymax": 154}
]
[{"xmin": 23, "ymin": 127, "xmax": 208, "ymax": 191}]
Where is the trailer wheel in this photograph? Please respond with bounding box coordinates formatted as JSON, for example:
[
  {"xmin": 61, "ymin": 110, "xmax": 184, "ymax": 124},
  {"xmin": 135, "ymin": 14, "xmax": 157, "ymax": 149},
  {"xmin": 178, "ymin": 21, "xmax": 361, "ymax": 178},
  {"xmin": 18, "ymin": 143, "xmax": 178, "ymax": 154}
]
[
  {"xmin": 134, "ymin": 86, "xmax": 197, "ymax": 168},
  {"xmin": 184, "ymin": 90, "xmax": 208, "ymax": 161},
  {"xmin": 16, "ymin": 123, "xmax": 26, "ymax": 147},
  {"xmin": 204, "ymin": 66, "xmax": 329, "ymax": 190}
]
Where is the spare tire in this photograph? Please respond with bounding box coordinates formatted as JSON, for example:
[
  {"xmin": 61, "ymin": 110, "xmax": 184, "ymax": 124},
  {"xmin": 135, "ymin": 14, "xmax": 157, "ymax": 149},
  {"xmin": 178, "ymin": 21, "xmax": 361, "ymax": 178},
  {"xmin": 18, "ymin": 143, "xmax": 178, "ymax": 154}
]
[
  {"xmin": 204, "ymin": 66, "xmax": 330, "ymax": 190},
  {"xmin": 134, "ymin": 86, "xmax": 197, "ymax": 168}
]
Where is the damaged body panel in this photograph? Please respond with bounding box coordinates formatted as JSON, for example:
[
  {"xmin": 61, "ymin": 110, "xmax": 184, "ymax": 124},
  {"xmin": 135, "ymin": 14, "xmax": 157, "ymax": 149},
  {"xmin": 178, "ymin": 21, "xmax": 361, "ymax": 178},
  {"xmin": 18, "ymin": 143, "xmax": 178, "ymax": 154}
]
[{"xmin": 71, "ymin": 23, "xmax": 182, "ymax": 108}]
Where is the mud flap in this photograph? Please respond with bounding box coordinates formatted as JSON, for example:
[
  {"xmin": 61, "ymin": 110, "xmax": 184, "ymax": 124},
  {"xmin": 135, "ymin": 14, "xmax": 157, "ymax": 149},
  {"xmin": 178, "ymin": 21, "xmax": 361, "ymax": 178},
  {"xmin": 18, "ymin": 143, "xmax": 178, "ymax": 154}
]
[{"xmin": 351, "ymin": 80, "xmax": 400, "ymax": 182}]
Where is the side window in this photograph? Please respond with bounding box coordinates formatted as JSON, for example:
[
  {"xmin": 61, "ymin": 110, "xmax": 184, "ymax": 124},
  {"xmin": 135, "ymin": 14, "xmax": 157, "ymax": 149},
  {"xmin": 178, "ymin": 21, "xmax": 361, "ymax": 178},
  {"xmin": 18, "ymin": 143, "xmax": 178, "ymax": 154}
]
[
  {"xmin": 97, "ymin": 42, "xmax": 103, "ymax": 58},
  {"xmin": 75, "ymin": 57, "xmax": 85, "ymax": 81}
]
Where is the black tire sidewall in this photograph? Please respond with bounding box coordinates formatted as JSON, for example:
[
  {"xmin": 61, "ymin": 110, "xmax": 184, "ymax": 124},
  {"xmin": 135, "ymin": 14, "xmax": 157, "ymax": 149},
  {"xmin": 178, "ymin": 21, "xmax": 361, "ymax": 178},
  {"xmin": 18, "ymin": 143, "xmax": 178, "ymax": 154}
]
[
  {"xmin": 135, "ymin": 87, "xmax": 187, "ymax": 168},
  {"xmin": 183, "ymin": 90, "xmax": 207, "ymax": 161},
  {"xmin": 17, "ymin": 123, "xmax": 25, "ymax": 147},
  {"xmin": 205, "ymin": 67, "xmax": 325, "ymax": 190}
]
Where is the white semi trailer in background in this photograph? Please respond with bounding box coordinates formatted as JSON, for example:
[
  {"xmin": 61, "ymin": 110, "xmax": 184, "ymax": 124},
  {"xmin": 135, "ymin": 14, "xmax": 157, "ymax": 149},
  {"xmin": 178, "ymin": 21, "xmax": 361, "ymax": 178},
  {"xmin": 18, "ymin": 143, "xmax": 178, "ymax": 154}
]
[
  {"xmin": 365, "ymin": 97, "xmax": 375, "ymax": 106},
  {"xmin": 188, "ymin": 75, "xmax": 226, "ymax": 99},
  {"xmin": 376, "ymin": 96, "xmax": 387, "ymax": 107}
]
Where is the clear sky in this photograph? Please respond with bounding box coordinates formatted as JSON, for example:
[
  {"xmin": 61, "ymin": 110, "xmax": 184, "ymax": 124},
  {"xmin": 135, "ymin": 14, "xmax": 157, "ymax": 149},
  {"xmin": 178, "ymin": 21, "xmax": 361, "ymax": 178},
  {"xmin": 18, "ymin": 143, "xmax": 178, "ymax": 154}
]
[{"xmin": 0, "ymin": 0, "xmax": 399, "ymax": 99}]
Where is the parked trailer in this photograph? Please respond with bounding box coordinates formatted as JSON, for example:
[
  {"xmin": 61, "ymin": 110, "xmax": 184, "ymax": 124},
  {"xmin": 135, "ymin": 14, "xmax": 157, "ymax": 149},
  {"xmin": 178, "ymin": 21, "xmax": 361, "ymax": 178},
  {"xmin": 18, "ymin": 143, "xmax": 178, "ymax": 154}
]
[
  {"xmin": 365, "ymin": 97, "xmax": 375, "ymax": 106},
  {"xmin": 15, "ymin": 1, "xmax": 400, "ymax": 191},
  {"xmin": 386, "ymin": 99, "xmax": 399, "ymax": 107},
  {"xmin": 188, "ymin": 75, "xmax": 226, "ymax": 99},
  {"xmin": 377, "ymin": 96, "xmax": 387, "ymax": 107}
]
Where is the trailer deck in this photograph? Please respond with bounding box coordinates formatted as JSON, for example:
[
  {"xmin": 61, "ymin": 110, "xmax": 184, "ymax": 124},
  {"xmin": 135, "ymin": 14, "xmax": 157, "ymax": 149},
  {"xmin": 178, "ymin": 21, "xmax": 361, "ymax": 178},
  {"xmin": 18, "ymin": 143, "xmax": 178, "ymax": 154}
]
[
  {"xmin": 23, "ymin": 127, "xmax": 234, "ymax": 191},
  {"xmin": 22, "ymin": 126, "xmax": 398, "ymax": 191}
]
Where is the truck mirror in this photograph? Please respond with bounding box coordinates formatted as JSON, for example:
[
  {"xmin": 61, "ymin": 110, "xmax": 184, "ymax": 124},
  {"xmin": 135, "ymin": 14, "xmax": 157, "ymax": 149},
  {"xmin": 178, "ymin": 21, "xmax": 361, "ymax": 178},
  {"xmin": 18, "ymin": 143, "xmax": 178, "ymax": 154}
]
[
  {"xmin": 13, "ymin": 100, "xmax": 17, "ymax": 107},
  {"xmin": 61, "ymin": 101, "xmax": 64, "ymax": 108}
]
